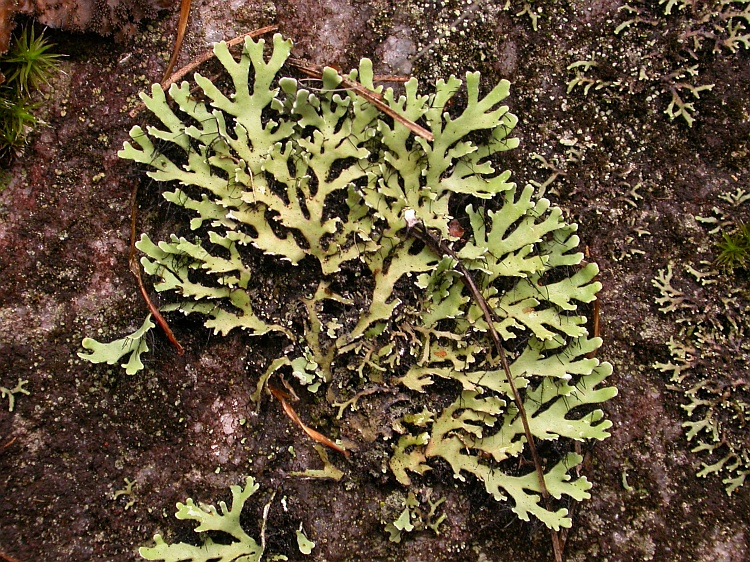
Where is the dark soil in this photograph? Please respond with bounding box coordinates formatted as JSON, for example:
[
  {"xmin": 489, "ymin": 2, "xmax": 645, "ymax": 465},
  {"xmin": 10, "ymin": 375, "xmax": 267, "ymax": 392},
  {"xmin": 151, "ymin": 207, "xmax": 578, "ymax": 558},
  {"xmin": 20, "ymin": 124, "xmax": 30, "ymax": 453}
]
[{"xmin": 1, "ymin": 1, "xmax": 749, "ymax": 561}]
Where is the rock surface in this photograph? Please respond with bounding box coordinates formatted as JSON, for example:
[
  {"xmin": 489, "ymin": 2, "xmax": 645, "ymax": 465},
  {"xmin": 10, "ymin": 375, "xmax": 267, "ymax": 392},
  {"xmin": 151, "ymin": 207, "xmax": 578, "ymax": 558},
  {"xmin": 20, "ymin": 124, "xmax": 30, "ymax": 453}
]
[{"xmin": 1, "ymin": 1, "xmax": 749, "ymax": 561}]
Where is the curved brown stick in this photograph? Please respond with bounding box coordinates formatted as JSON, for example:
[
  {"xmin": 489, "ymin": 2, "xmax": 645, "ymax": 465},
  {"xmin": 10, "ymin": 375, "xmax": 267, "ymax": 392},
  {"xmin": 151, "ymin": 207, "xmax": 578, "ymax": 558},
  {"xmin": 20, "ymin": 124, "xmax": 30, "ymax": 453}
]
[
  {"xmin": 269, "ymin": 385, "xmax": 350, "ymax": 458},
  {"xmin": 129, "ymin": 183, "xmax": 184, "ymax": 355},
  {"xmin": 162, "ymin": 0, "xmax": 192, "ymax": 84},
  {"xmin": 584, "ymin": 247, "xmax": 600, "ymax": 360}
]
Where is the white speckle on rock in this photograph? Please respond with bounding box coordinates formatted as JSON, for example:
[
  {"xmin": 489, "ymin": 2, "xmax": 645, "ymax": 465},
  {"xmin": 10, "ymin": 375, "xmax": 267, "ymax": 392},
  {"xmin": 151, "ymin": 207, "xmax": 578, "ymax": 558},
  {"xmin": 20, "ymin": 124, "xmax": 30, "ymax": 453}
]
[
  {"xmin": 203, "ymin": 23, "xmax": 224, "ymax": 45},
  {"xmin": 220, "ymin": 413, "xmax": 236, "ymax": 435},
  {"xmin": 377, "ymin": 26, "xmax": 417, "ymax": 75}
]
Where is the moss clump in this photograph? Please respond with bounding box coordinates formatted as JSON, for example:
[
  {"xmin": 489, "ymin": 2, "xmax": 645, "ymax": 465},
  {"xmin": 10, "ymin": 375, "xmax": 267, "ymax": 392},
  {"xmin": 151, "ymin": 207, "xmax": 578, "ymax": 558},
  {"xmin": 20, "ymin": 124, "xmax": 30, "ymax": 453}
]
[
  {"xmin": 0, "ymin": 25, "xmax": 61, "ymax": 159},
  {"xmin": 715, "ymin": 222, "xmax": 750, "ymax": 272}
]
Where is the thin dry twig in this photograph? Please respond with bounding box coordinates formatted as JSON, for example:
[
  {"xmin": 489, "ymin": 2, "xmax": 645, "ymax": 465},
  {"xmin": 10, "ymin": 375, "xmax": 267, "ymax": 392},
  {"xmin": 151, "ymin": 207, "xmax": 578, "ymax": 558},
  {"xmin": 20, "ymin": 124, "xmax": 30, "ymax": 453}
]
[
  {"xmin": 405, "ymin": 217, "xmax": 564, "ymax": 562},
  {"xmin": 288, "ymin": 58, "xmax": 409, "ymax": 86},
  {"xmin": 584, "ymin": 247, "xmax": 601, "ymax": 360},
  {"xmin": 162, "ymin": 0, "xmax": 193, "ymax": 83},
  {"xmin": 269, "ymin": 385, "xmax": 350, "ymax": 458},
  {"xmin": 0, "ymin": 551, "xmax": 22, "ymax": 562},
  {"xmin": 161, "ymin": 25, "xmax": 279, "ymax": 90},
  {"xmin": 129, "ymin": 184, "xmax": 184, "ymax": 355}
]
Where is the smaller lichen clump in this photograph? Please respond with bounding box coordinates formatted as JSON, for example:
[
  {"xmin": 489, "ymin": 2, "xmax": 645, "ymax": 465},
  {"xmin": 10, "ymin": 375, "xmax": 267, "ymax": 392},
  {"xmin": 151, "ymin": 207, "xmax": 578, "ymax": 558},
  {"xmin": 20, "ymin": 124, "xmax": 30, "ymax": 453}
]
[
  {"xmin": 139, "ymin": 477, "xmax": 265, "ymax": 562},
  {"xmin": 653, "ymin": 260, "xmax": 750, "ymax": 494},
  {"xmin": 567, "ymin": 0, "xmax": 750, "ymax": 126},
  {"xmin": 82, "ymin": 33, "xmax": 616, "ymax": 539},
  {"xmin": 1, "ymin": 377, "xmax": 29, "ymax": 411}
]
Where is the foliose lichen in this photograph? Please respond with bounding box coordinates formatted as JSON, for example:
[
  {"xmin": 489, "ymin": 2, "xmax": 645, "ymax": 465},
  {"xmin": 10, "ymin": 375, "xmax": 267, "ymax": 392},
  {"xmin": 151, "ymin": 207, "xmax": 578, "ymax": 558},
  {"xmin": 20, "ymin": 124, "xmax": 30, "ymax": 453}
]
[
  {"xmin": 82, "ymin": 33, "xmax": 615, "ymax": 536},
  {"xmin": 653, "ymin": 259, "xmax": 750, "ymax": 494},
  {"xmin": 567, "ymin": 0, "xmax": 750, "ymax": 126},
  {"xmin": 139, "ymin": 476, "xmax": 266, "ymax": 562}
]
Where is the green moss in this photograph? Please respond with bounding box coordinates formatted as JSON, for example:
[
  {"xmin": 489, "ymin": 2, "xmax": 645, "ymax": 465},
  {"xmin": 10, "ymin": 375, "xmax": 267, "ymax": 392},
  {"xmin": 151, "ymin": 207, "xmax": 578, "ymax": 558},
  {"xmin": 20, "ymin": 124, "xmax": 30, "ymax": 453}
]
[
  {"xmin": 0, "ymin": 25, "xmax": 61, "ymax": 159},
  {"xmin": 715, "ymin": 223, "xmax": 750, "ymax": 271}
]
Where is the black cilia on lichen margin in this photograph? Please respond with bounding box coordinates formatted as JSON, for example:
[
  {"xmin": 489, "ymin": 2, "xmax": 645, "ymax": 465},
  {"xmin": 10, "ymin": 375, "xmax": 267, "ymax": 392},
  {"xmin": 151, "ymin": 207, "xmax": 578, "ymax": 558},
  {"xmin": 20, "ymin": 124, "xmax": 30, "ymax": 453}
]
[{"xmin": 79, "ymin": 34, "xmax": 616, "ymax": 556}]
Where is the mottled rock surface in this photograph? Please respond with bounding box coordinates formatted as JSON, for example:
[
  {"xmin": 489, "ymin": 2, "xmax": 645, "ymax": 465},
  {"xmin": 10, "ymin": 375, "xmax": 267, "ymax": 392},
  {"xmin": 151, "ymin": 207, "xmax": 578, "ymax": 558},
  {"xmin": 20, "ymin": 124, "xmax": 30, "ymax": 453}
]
[{"xmin": 1, "ymin": 1, "xmax": 749, "ymax": 561}]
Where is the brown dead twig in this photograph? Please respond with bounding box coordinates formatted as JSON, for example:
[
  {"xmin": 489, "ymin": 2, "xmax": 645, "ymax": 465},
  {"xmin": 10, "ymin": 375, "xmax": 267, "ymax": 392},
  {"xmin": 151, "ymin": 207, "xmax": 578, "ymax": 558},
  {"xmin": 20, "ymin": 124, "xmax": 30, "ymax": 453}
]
[
  {"xmin": 0, "ymin": 551, "xmax": 22, "ymax": 562},
  {"xmin": 404, "ymin": 216, "xmax": 564, "ymax": 562},
  {"xmin": 268, "ymin": 385, "xmax": 350, "ymax": 458},
  {"xmin": 286, "ymin": 58, "xmax": 432, "ymax": 141},
  {"xmin": 128, "ymin": 184, "xmax": 184, "ymax": 356},
  {"xmin": 162, "ymin": 0, "xmax": 193, "ymax": 84},
  {"xmin": 584, "ymin": 246, "xmax": 600, "ymax": 360}
]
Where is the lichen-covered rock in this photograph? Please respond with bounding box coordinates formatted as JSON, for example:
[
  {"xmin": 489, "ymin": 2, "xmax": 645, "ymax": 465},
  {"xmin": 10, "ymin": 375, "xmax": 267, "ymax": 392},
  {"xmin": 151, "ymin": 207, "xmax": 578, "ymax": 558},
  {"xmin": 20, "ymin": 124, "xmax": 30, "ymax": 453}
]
[{"xmin": 82, "ymin": 33, "xmax": 616, "ymax": 534}]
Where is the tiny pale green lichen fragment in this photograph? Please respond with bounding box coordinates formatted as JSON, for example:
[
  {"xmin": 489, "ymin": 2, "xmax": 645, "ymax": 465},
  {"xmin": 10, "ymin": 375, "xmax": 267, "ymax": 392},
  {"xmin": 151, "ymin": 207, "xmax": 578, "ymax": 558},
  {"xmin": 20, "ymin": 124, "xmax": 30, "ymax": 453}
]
[
  {"xmin": 78, "ymin": 315, "xmax": 155, "ymax": 375},
  {"xmin": 139, "ymin": 477, "xmax": 263, "ymax": 562},
  {"xmin": 1, "ymin": 377, "xmax": 30, "ymax": 412},
  {"xmin": 295, "ymin": 526, "xmax": 315, "ymax": 555},
  {"xmin": 113, "ymin": 477, "xmax": 137, "ymax": 510}
]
